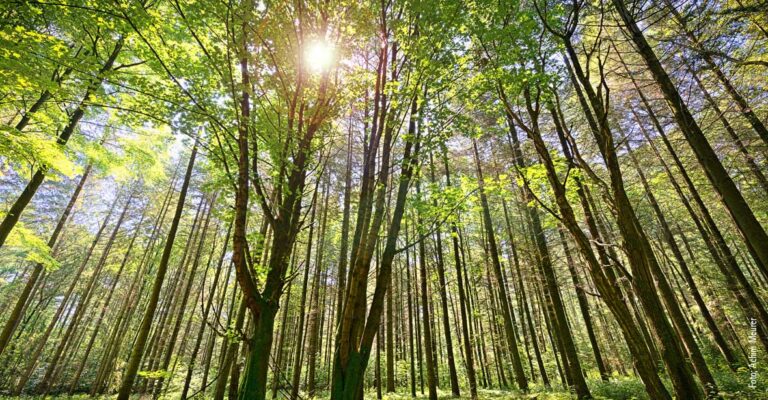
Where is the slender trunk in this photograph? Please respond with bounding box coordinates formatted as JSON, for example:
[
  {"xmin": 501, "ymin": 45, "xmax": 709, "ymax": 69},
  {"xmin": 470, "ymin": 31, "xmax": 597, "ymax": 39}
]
[
  {"xmin": 214, "ymin": 298, "xmax": 247, "ymax": 400},
  {"xmin": 563, "ymin": 38, "xmax": 704, "ymax": 398},
  {"xmin": 116, "ymin": 138, "xmax": 198, "ymax": 400},
  {"xmin": 504, "ymin": 118, "xmax": 590, "ymax": 398},
  {"xmin": 416, "ymin": 180, "xmax": 438, "ymax": 400},
  {"xmin": 612, "ymin": 0, "xmax": 768, "ymax": 275},
  {"xmin": 685, "ymin": 62, "xmax": 768, "ymax": 194},
  {"xmin": 14, "ymin": 191, "xmax": 121, "ymax": 394},
  {"xmin": 625, "ymin": 141, "xmax": 740, "ymax": 368},
  {"xmin": 664, "ymin": 0, "xmax": 768, "ymax": 147},
  {"xmin": 442, "ymin": 146, "xmax": 478, "ymax": 399},
  {"xmin": 39, "ymin": 189, "xmax": 138, "ymax": 394},
  {"xmin": 307, "ymin": 182, "xmax": 330, "ymax": 397},
  {"xmin": 154, "ymin": 195, "xmax": 216, "ymax": 395},
  {"xmin": 288, "ymin": 191, "xmax": 319, "ymax": 400},
  {"xmin": 181, "ymin": 223, "xmax": 232, "ymax": 399},
  {"xmin": 524, "ymin": 100, "xmax": 674, "ymax": 400},
  {"xmin": 428, "ymin": 153, "xmax": 461, "ymax": 396},
  {"xmin": 0, "ymin": 164, "xmax": 91, "ymax": 356},
  {"xmin": 471, "ymin": 139, "xmax": 529, "ymax": 392},
  {"xmin": 68, "ymin": 203, "xmax": 149, "ymax": 393},
  {"xmin": 558, "ymin": 229, "xmax": 609, "ymax": 381},
  {"xmin": 331, "ymin": 93, "xmax": 420, "ymax": 400},
  {"xmin": 628, "ymin": 82, "xmax": 768, "ymax": 353}
]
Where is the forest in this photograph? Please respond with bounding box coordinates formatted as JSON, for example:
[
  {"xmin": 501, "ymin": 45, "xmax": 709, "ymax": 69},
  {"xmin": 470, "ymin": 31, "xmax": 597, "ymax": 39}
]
[{"xmin": 0, "ymin": 0, "xmax": 767, "ymax": 399}]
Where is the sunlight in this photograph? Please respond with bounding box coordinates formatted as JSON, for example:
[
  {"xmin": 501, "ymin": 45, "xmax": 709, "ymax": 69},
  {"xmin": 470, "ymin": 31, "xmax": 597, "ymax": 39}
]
[{"xmin": 304, "ymin": 40, "xmax": 335, "ymax": 73}]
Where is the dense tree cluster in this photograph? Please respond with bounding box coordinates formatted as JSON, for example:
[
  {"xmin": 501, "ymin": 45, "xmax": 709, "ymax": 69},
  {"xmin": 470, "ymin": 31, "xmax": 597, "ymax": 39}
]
[{"xmin": 0, "ymin": 0, "xmax": 766, "ymax": 399}]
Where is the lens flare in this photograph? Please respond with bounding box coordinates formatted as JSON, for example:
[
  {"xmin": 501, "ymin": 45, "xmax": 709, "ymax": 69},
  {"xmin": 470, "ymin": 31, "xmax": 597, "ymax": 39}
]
[{"xmin": 305, "ymin": 40, "xmax": 335, "ymax": 73}]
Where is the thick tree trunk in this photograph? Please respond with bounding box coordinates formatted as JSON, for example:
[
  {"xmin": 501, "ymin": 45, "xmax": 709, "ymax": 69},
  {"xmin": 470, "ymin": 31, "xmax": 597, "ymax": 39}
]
[
  {"xmin": 562, "ymin": 37, "xmax": 705, "ymax": 398},
  {"xmin": 515, "ymin": 98, "xmax": 675, "ymax": 400},
  {"xmin": 625, "ymin": 141, "xmax": 740, "ymax": 368},
  {"xmin": 331, "ymin": 94, "xmax": 420, "ymax": 400}
]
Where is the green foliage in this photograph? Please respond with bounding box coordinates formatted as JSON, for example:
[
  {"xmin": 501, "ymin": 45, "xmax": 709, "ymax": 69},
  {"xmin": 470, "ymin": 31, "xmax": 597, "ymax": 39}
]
[
  {"xmin": 1, "ymin": 222, "xmax": 58, "ymax": 271},
  {"xmin": 0, "ymin": 127, "xmax": 80, "ymax": 178}
]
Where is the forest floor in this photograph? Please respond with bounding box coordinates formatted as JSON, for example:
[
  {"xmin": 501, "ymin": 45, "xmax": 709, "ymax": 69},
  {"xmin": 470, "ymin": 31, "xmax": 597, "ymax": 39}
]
[{"xmin": 1, "ymin": 373, "xmax": 766, "ymax": 400}]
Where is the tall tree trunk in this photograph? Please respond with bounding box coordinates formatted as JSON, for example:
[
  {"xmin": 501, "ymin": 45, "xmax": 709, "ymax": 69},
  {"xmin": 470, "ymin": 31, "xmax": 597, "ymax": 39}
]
[
  {"xmin": 516, "ymin": 94, "xmax": 674, "ymax": 400},
  {"xmin": 442, "ymin": 145, "xmax": 478, "ymax": 399},
  {"xmin": 331, "ymin": 93, "xmax": 420, "ymax": 400},
  {"xmin": 558, "ymin": 229, "xmax": 609, "ymax": 381},
  {"xmin": 611, "ymin": 0, "xmax": 768, "ymax": 275},
  {"xmin": 416, "ymin": 180, "xmax": 438, "ymax": 400},
  {"xmin": 39, "ymin": 188, "xmax": 138, "ymax": 394},
  {"xmin": 561, "ymin": 37, "xmax": 705, "ymax": 398},
  {"xmin": 684, "ymin": 61, "xmax": 768, "ymax": 194},
  {"xmin": 289, "ymin": 189, "xmax": 319, "ymax": 400},
  {"xmin": 214, "ymin": 298, "xmax": 247, "ymax": 400},
  {"xmin": 68, "ymin": 202, "xmax": 150, "ymax": 393},
  {"xmin": 181, "ymin": 222, "xmax": 232, "ymax": 399},
  {"xmin": 471, "ymin": 139, "xmax": 529, "ymax": 392},
  {"xmin": 154, "ymin": 195, "xmax": 216, "ymax": 395},
  {"xmin": 307, "ymin": 182, "xmax": 330, "ymax": 397},
  {"xmin": 0, "ymin": 164, "xmax": 92, "ymax": 356},
  {"xmin": 624, "ymin": 141, "xmax": 740, "ymax": 368},
  {"xmin": 664, "ymin": 0, "xmax": 768, "ymax": 147},
  {"xmin": 116, "ymin": 138, "xmax": 198, "ymax": 400},
  {"xmin": 14, "ymin": 190, "xmax": 121, "ymax": 394},
  {"xmin": 503, "ymin": 118, "xmax": 591, "ymax": 398},
  {"xmin": 627, "ymin": 79, "xmax": 768, "ymax": 353},
  {"xmin": 428, "ymin": 152, "xmax": 461, "ymax": 397}
]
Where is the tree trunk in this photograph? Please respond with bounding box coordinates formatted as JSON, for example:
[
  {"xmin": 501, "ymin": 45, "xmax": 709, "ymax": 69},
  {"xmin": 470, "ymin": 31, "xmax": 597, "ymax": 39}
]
[
  {"xmin": 471, "ymin": 139, "xmax": 529, "ymax": 392},
  {"xmin": 611, "ymin": 0, "xmax": 768, "ymax": 276},
  {"xmin": 442, "ymin": 145, "xmax": 478, "ymax": 399},
  {"xmin": 0, "ymin": 164, "xmax": 91, "ymax": 356},
  {"xmin": 428, "ymin": 152, "xmax": 461, "ymax": 397},
  {"xmin": 116, "ymin": 138, "xmax": 198, "ymax": 400},
  {"xmin": 416, "ymin": 180, "xmax": 438, "ymax": 400}
]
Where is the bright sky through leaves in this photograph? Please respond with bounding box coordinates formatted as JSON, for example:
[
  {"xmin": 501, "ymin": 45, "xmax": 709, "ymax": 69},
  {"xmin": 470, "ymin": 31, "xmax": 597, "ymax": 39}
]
[{"xmin": 304, "ymin": 40, "xmax": 335, "ymax": 73}]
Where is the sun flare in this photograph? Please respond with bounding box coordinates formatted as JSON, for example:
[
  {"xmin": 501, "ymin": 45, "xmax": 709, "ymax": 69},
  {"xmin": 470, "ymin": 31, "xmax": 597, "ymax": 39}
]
[{"xmin": 305, "ymin": 40, "xmax": 335, "ymax": 73}]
